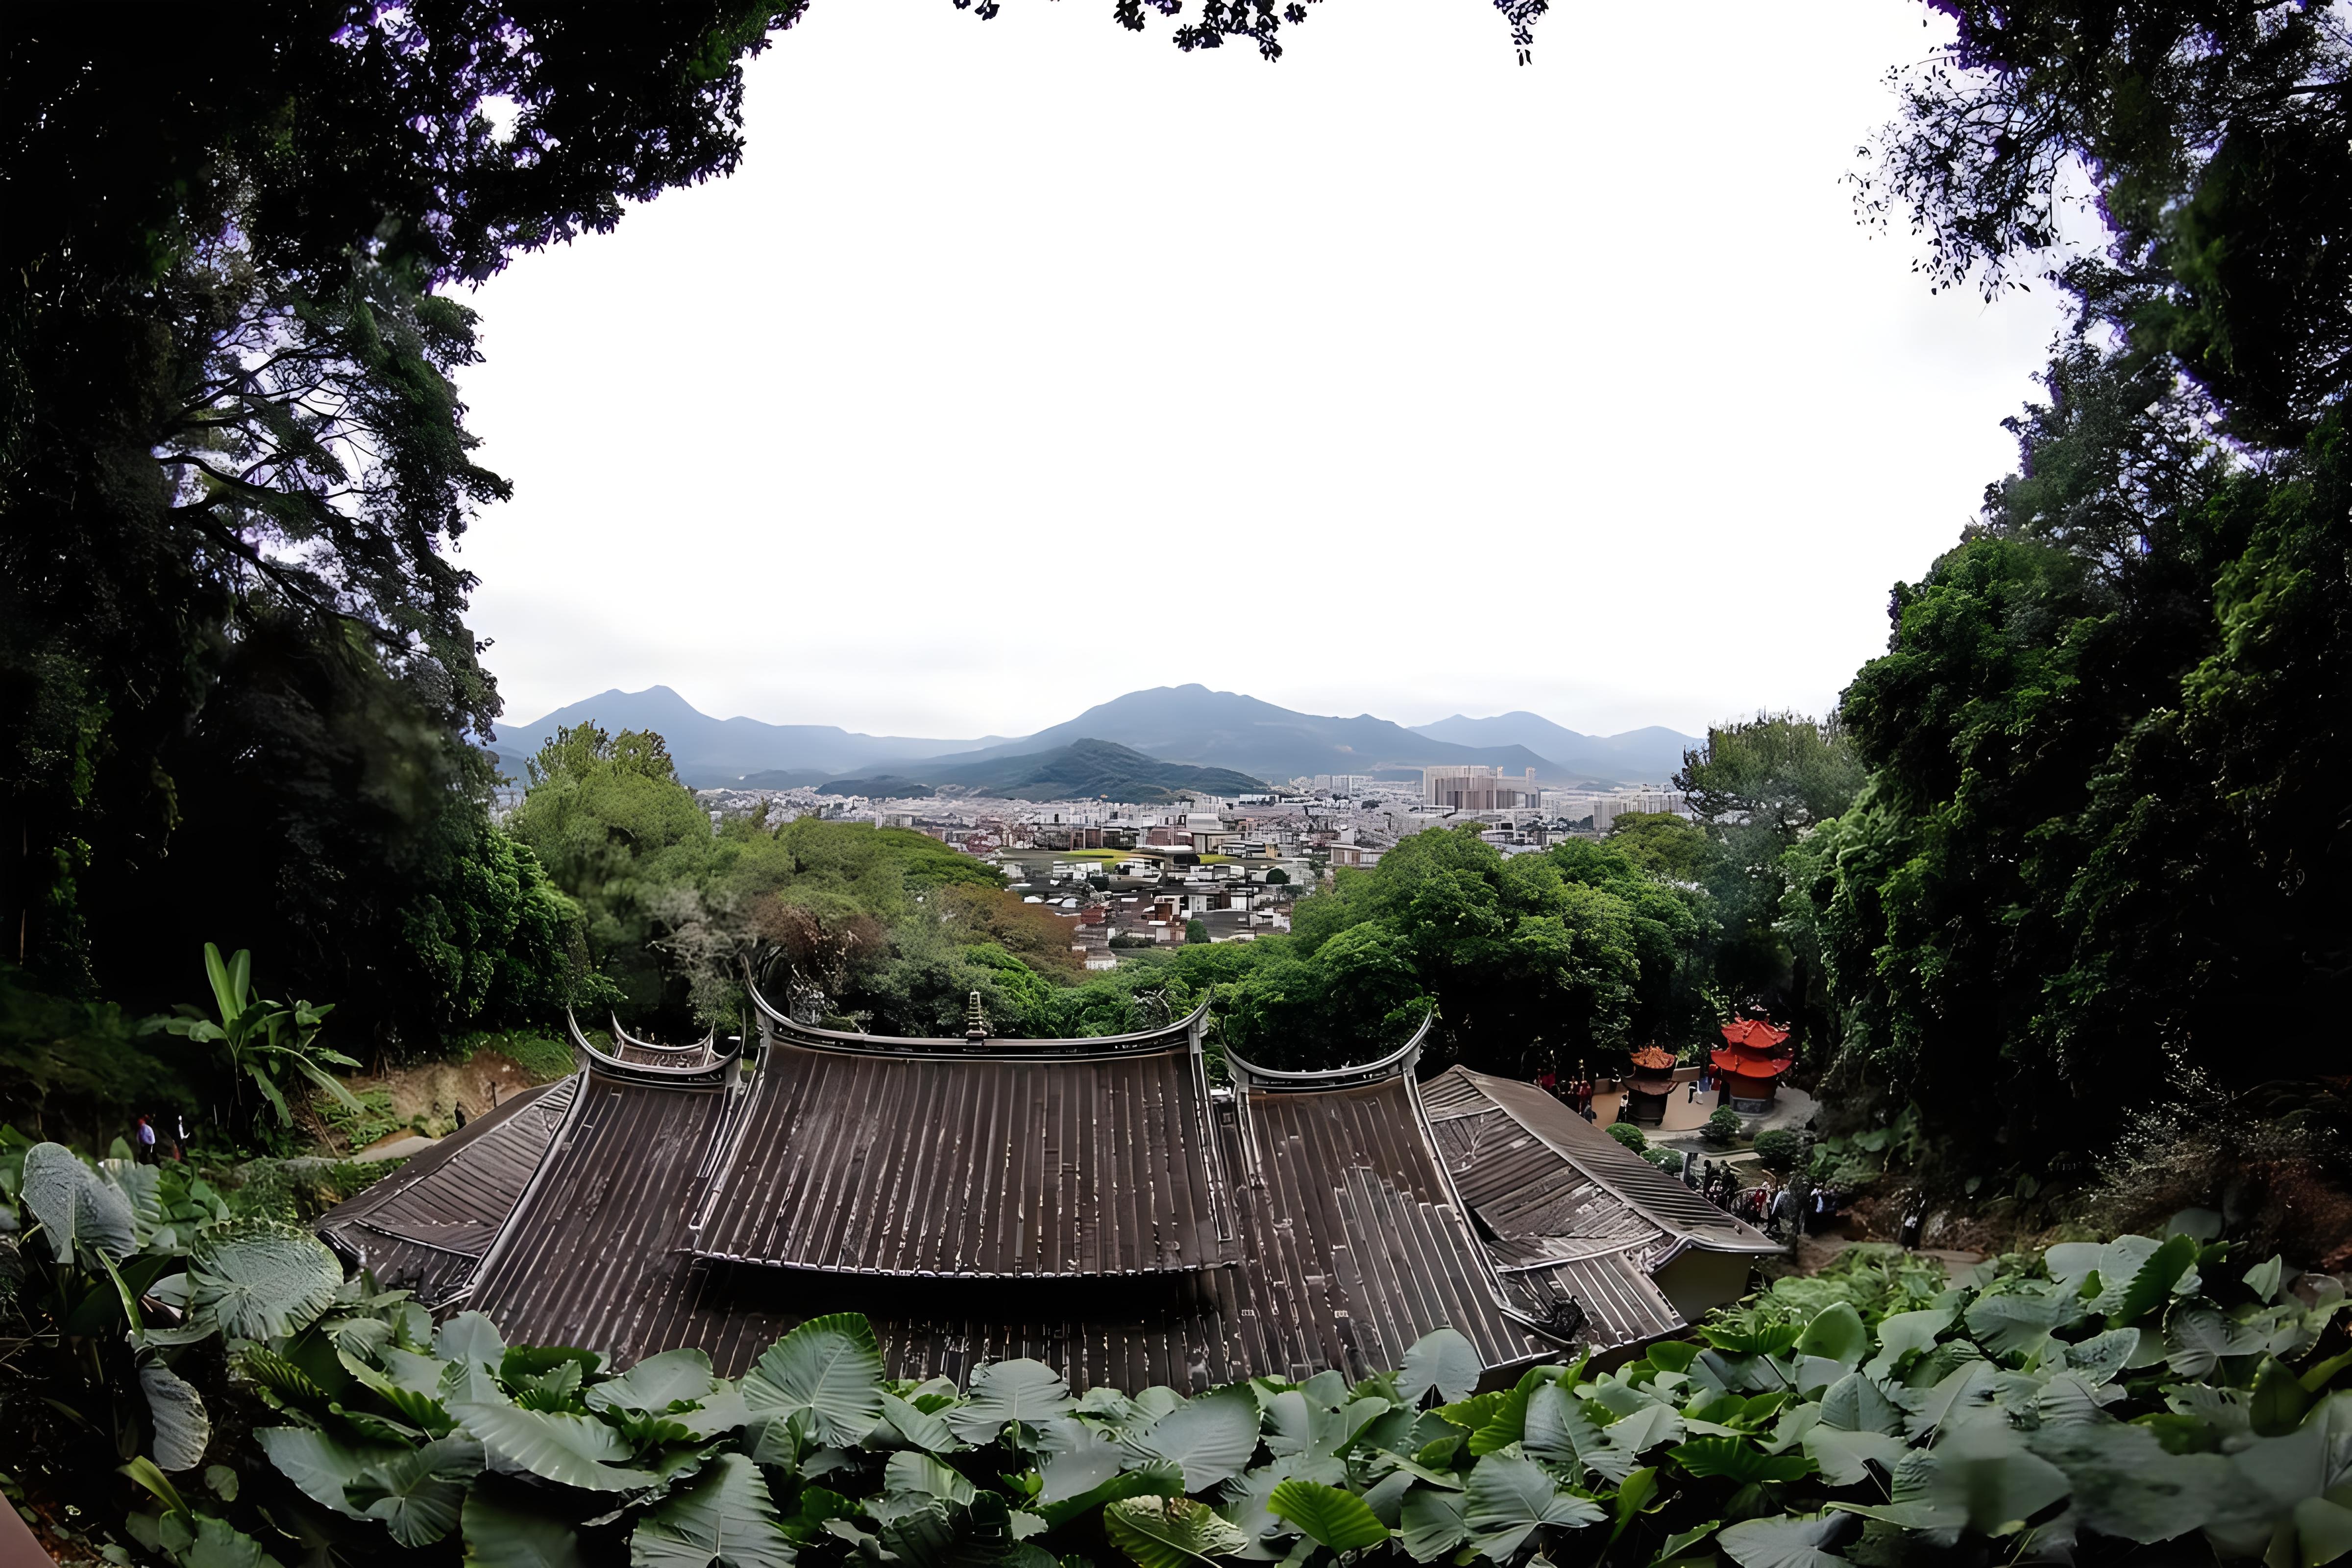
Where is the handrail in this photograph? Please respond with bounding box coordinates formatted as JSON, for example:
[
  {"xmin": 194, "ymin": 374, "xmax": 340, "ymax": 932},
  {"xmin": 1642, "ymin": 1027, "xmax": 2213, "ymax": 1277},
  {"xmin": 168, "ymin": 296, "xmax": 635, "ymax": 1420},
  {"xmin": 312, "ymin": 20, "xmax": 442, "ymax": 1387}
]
[{"xmin": 1223, "ymin": 1012, "xmax": 1433, "ymax": 1090}]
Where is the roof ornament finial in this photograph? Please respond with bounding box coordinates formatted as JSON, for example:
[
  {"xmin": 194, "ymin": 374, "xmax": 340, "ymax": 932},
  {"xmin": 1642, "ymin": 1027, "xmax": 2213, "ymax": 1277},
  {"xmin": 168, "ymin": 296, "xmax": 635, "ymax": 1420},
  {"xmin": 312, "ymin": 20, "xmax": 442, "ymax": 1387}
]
[{"xmin": 964, "ymin": 990, "xmax": 988, "ymax": 1043}]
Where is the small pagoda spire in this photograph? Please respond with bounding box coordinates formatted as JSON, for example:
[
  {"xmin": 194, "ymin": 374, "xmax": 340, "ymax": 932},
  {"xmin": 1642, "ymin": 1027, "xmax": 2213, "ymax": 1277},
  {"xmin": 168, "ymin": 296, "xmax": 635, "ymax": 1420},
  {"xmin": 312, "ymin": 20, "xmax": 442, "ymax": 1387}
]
[{"xmin": 964, "ymin": 990, "xmax": 989, "ymax": 1042}]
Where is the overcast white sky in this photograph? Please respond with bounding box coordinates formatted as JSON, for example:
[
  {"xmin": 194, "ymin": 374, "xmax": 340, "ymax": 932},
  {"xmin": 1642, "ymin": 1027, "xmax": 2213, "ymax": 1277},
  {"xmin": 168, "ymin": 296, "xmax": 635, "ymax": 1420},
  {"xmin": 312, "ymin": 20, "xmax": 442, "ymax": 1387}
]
[{"xmin": 456, "ymin": 0, "xmax": 2066, "ymax": 742}]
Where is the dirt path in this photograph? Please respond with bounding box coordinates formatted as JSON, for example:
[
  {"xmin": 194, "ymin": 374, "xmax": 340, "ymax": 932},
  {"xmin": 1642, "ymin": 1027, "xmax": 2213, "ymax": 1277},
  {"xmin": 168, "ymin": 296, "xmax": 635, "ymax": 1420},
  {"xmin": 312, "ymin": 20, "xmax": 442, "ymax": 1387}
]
[{"xmin": 338, "ymin": 1050, "xmax": 562, "ymax": 1158}]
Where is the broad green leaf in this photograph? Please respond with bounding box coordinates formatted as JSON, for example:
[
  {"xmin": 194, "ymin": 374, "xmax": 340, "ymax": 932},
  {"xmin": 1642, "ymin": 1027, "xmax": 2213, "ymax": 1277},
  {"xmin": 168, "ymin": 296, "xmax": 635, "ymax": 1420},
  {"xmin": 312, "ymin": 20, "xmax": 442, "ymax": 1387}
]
[
  {"xmin": 188, "ymin": 1219, "xmax": 342, "ymax": 1340},
  {"xmin": 2024, "ymin": 1421, "xmax": 2235, "ymax": 1544},
  {"xmin": 2293, "ymin": 1496, "xmax": 2352, "ymax": 1568},
  {"xmin": 348, "ymin": 1435, "xmax": 483, "ymax": 1547},
  {"xmin": 452, "ymin": 1397, "xmax": 656, "ymax": 1491},
  {"xmin": 2062, "ymin": 1328, "xmax": 2139, "ymax": 1385},
  {"xmin": 183, "ymin": 1515, "xmax": 283, "ymax": 1568},
  {"xmin": 742, "ymin": 1314, "xmax": 885, "ymax": 1448},
  {"xmin": 1659, "ymin": 1520, "xmax": 1722, "ymax": 1560},
  {"xmin": 1103, "ymin": 1496, "xmax": 1250, "ymax": 1568},
  {"xmin": 1398, "ymin": 1489, "xmax": 1467, "ymax": 1563},
  {"xmin": 142, "ymin": 1361, "xmax": 211, "ymax": 1472},
  {"xmin": 1035, "ymin": 1459, "xmax": 1182, "ymax": 1531},
  {"xmin": 1803, "ymin": 1426, "xmax": 1907, "ymax": 1487},
  {"xmin": 1397, "ymin": 1328, "xmax": 1481, "ymax": 1406},
  {"xmin": 256, "ymin": 1427, "xmax": 401, "ymax": 1519},
  {"xmin": 2246, "ymin": 1255, "xmax": 2288, "ymax": 1304},
  {"xmin": 1600, "ymin": 1400, "xmax": 1685, "ymax": 1458},
  {"xmin": 880, "ymin": 1391, "xmax": 958, "ymax": 1453},
  {"xmin": 22, "ymin": 1142, "xmax": 138, "ymax": 1261},
  {"xmin": 1267, "ymin": 1480, "xmax": 1388, "ymax": 1552},
  {"xmin": 884, "ymin": 1451, "xmax": 977, "ymax": 1506},
  {"xmin": 462, "ymin": 1479, "xmax": 587, "ymax": 1568},
  {"xmin": 1927, "ymin": 1425, "xmax": 2070, "ymax": 1536},
  {"xmin": 1670, "ymin": 1436, "xmax": 1814, "ymax": 1485},
  {"xmin": 629, "ymin": 1454, "xmax": 792, "ymax": 1568},
  {"xmin": 2166, "ymin": 1305, "xmax": 2272, "ymax": 1377},
  {"xmin": 436, "ymin": 1311, "xmax": 507, "ymax": 1370},
  {"xmin": 946, "ymin": 1358, "xmax": 1075, "ymax": 1444},
  {"xmin": 1217, "ymin": 1455, "xmax": 1335, "ymax": 1560},
  {"xmin": 1862, "ymin": 1310, "xmax": 1953, "ymax": 1380},
  {"xmin": 1469, "ymin": 1368, "xmax": 1554, "ymax": 1456},
  {"xmin": 1965, "ymin": 1287, "xmax": 2084, "ymax": 1361},
  {"xmin": 1124, "ymin": 1386, "xmax": 1262, "ymax": 1491},
  {"xmin": 2114, "ymin": 1234, "xmax": 2199, "ymax": 1326},
  {"xmin": 1462, "ymin": 1453, "xmax": 1605, "ymax": 1561},
  {"xmin": 1796, "ymin": 1304, "xmax": 1869, "ymax": 1371},
  {"xmin": 590, "ymin": 1348, "xmax": 725, "ymax": 1416},
  {"xmin": 1900, "ymin": 1362, "xmax": 1999, "ymax": 1444},
  {"xmin": 2032, "ymin": 1372, "xmax": 2112, "ymax": 1426},
  {"xmin": 1718, "ymin": 1512, "xmax": 1851, "ymax": 1568},
  {"xmin": 1817, "ymin": 1373, "xmax": 1904, "ymax": 1437}
]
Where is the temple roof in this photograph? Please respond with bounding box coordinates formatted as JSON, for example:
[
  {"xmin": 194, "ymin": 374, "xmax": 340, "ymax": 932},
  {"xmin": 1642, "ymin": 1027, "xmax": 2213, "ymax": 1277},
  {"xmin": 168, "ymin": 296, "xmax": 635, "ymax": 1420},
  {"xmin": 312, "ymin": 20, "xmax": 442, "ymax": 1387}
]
[
  {"xmin": 1719, "ymin": 1017, "xmax": 1791, "ymax": 1053},
  {"xmin": 1710, "ymin": 1048, "xmax": 1794, "ymax": 1080},
  {"xmin": 316, "ymin": 1078, "xmax": 577, "ymax": 1301},
  {"xmin": 320, "ymin": 993, "xmax": 1773, "ymax": 1390},
  {"xmin": 1627, "ymin": 1044, "xmax": 1679, "ymax": 1072}
]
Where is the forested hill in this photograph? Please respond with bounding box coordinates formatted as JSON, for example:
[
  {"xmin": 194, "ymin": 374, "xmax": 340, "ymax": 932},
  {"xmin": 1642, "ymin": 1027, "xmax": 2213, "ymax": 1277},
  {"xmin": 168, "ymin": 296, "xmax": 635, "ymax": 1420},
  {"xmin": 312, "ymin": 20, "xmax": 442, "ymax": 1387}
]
[{"xmin": 894, "ymin": 738, "xmax": 1268, "ymax": 802}]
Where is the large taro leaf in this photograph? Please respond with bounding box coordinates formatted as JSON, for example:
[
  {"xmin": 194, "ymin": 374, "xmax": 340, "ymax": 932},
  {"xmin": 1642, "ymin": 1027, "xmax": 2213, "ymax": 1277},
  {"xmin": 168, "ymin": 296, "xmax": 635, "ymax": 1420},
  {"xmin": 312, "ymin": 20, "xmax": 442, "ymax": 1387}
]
[
  {"xmin": 1217, "ymin": 1457, "xmax": 1331, "ymax": 1562},
  {"xmin": 1104, "ymin": 1496, "xmax": 1249, "ymax": 1568},
  {"xmin": 1397, "ymin": 1327, "xmax": 1482, "ymax": 1406},
  {"xmin": 184, "ymin": 1515, "xmax": 284, "ymax": 1568},
  {"xmin": 188, "ymin": 1219, "xmax": 342, "ymax": 1341},
  {"xmin": 22, "ymin": 1142, "xmax": 137, "ymax": 1261},
  {"xmin": 2025, "ymin": 1421, "xmax": 2240, "ymax": 1544},
  {"xmin": 879, "ymin": 1392, "xmax": 957, "ymax": 1454},
  {"xmin": 2062, "ymin": 1328, "xmax": 2139, "ymax": 1385},
  {"xmin": 462, "ymin": 1477, "xmax": 588, "ymax": 1568},
  {"xmin": 884, "ymin": 1451, "xmax": 977, "ymax": 1507},
  {"xmin": 1124, "ymin": 1386, "xmax": 1263, "ymax": 1492},
  {"xmin": 1462, "ymin": 1453, "xmax": 1605, "ymax": 1561},
  {"xmin": 347, "ymin": 1435, "xmax": 484, "ymax": 1547},
  {"xmin": 436, "ymin": 1311, "xmax": 507, "ymax": 1371},
  {"xmin": 257, "ymin": 1427, "xmax": 403, "ymax": 1519},
  {"xmin": 453, "ymin": 1397, "xmax": 657, "ymax": 1492},
  {"xmin": 1818, "ymin": 1373, "xmax": 1905, "ymax": 1438},
  {"xmin": 143, "ymin": 1360, "xmax": 212, "ymax": 1471},
  {"xmin": 1035, "ymin": 1460, "xmax": 1183, "ymax": 1532},
  {"xmin": 1900, "ymin": 1362, "xmax": 2000, "ymax": 1444},
  {"xmin": 945, "ymin": 1357, "xmax": 1074, "ymax": 1445},
  {"xmin": 591, "ymin": 1348, "xmax": 726, "ymax": 1416},
  {"xmin": 1671, "ymin": 1436, "xmax": 1814, "ymax": 1485},
  {"xmin": 1926, "ymin": 1424, "xmax": 2071, "ymax": 1536},
  {"xmin": 1398, "ymin": 1489, "xmax": 1468, "ymax": 1563},
  {"xmin": 740, "ymin": 1314, "xmax": 884, "ymax": 1449},
  {"xmin": 1719, "ymin": 1512, "xmax": 1853, "ymax": 1568},
  {"xmin": 1038, "ymin": 1421, "xmax": 1126, "ymax": 1503},
  {"xmin": 628, "ymin": 1454, "xmax": 791, "ymax": 1568},
  {"xmin": 1803, "ymin": 1426, "xmax": 1908, "ymax": 1487},
  {"xmin": 2114, "ymin": 1233, "xmax": 2201, "ymax": 1326},
  {"xmin": 1267, "ymin": 1480, "xmax": 1389, "ymax": 1553},
  {"xmin": 1862, "ymin": 1310, "xmax": 1953, "ymax": 1381},
  {"xmin": 1964, "ymin": 1287, "xmax": 2085, "ymax": 1362},
  {"xmin": 2166, "ymin": 1305, "xmax": 2273, "ymax": 1378},
  {"xmin": 1796, "ymin": 1304, "xmax": 1870, "ymax": 1372}
]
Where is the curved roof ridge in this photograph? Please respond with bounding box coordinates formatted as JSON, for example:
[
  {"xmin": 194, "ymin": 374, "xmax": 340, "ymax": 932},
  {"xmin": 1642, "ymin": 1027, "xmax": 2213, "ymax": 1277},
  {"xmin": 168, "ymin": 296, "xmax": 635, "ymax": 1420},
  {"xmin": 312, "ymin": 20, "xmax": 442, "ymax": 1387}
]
[
  {"xmin": 1224, "ymin": 1011, "xmax": 1432, "ymax": 1089},
  {"xmin": 566, "ymin": 1008, "xmax": 737, "ymax": 1080},
  {"xmin": 611, "ymin": 1013, "xmax": 717, "ymax": 1054},
  {"xmin": 744, "ymin": 971, "xmax": 1207, "ymax": 1057}
]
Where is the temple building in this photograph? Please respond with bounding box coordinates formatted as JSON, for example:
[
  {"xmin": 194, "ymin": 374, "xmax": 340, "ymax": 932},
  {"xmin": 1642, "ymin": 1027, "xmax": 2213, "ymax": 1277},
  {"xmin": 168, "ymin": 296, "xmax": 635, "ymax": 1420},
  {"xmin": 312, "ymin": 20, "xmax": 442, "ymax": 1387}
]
[
  {"xmin": 317, "ymin": 991, "xmax": 1773, "ymax": 1390},
  {"xmin": 1710, "ymin": 1017, "xmax": 1796, "ymax": 1112},
  {"xmin": 1620, "ymin": 1044, "xmax": 1681, "ymax": 1126}
]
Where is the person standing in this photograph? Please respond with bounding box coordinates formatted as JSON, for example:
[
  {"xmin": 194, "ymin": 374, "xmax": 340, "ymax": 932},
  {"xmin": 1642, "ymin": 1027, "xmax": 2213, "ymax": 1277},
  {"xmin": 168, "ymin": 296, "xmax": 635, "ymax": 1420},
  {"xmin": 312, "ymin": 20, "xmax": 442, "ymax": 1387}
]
[{"xmin": 135, "ymin": 1115, "xmax": 156, "ymax": 1163}]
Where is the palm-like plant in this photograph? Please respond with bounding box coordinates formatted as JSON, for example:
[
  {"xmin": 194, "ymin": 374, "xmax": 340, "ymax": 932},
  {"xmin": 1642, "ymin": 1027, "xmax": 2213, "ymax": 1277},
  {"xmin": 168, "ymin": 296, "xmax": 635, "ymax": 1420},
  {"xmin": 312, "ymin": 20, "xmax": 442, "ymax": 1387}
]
[{"xmin": 145, "ymin": 943, "xmax": 365, "ymax": 1126}]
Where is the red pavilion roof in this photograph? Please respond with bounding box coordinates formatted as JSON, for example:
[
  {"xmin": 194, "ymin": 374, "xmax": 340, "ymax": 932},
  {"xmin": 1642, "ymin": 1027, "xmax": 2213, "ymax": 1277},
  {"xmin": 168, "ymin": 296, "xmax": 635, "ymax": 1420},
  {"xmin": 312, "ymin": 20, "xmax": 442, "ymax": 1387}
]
[
  {"xmin": 1710, "ymin": 1048, "xmax": 1793, "ymax": 1080},
  {"xmin": 1627, "ymin": 1045, "xmax": 1678, "ymax": 1072},
  {"xmin": 1719, "ymin": 1018, "xmax": 1791, "ymax": 1052}
]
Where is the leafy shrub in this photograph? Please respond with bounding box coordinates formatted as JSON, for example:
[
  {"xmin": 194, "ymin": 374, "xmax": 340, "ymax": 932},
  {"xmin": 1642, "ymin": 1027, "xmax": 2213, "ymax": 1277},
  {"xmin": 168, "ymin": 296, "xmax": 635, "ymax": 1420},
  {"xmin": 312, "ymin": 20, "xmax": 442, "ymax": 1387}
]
[
  {"xmin": 1752, "ymin": 1126, "xmax": 1802, "ymax": 1173},
  {"xmin": 1607, "ymin": 1121, "xmax": 1648, "ymax": 1152},
  {"xmin": 1702, "ymin": 1107, "xmax": 1740, "ymax": 1146},
  {"xmin": 1645, "ymin": 1146, "xmax": 1685, "ymax": 1174}
]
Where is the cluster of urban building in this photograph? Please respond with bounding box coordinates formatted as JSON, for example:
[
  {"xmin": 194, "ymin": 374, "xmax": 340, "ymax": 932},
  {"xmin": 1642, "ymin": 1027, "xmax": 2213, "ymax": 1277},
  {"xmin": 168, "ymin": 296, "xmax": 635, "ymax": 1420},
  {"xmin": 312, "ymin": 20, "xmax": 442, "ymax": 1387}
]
[{"xmin": 693, "ymin": 767, "xmax": 1691, "ymax": 961}]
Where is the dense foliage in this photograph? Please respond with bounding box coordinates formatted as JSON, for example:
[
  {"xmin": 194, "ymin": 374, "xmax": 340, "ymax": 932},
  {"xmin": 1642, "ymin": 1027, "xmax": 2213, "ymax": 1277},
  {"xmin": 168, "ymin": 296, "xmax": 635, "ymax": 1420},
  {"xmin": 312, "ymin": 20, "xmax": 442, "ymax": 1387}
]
[
  {"xmin": 0, "ymin": 5, "xmax": 806, "ymax": 1033},
  {"xmin": 8, "ymin": 1133, "xmax": 2349, "ymax": 1568}
]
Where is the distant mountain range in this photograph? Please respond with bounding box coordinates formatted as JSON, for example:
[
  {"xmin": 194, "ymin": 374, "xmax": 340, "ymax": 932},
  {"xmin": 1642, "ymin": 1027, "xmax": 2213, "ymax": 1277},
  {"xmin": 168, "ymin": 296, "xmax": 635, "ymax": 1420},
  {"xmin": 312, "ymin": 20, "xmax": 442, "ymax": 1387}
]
[
  {"xmin": 823, "ymin": 740, "xmax": 1267, "ymax": 803},
  {"xmin": 489, "ymin": 684, "xmax": 1695, "ymax": 790}
]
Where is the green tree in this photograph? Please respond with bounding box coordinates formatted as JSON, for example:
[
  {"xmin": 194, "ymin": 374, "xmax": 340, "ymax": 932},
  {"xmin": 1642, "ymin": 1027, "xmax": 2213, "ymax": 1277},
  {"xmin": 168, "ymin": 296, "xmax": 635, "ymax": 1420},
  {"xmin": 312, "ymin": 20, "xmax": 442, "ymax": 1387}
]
[
  {"xmin": 1, "ymin": 4, "xmax": 808, "ymax": 1005},
  {"xmin": 1603, "ymin": 811, "xmax": 1714, "ymax": 881}
]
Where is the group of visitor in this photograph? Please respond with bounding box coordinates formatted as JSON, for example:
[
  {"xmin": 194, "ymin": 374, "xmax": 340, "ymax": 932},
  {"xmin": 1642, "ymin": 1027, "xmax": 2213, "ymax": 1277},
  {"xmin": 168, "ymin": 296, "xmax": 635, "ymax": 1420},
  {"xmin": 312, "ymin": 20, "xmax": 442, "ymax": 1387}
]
[{"xmin": 128, "ymin": 1113, "xmax": 190, "ymax": 1163}]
